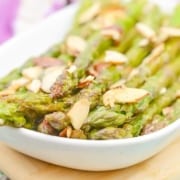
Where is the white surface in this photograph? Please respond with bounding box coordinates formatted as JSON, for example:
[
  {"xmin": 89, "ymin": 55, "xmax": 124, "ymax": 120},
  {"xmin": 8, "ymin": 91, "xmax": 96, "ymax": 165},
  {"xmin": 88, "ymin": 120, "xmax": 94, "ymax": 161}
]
[
  {"xmin": 15, "ymin": 0, "xmax": 55, "ymax": 33},
  {"xmin": 0, "ymin": 2, "xmax": 179, "ymax": 171}
]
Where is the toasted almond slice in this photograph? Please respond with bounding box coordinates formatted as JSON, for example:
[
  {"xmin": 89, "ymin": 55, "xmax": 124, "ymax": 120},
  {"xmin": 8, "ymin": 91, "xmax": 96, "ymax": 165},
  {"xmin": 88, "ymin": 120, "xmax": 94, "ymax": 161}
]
[
  {"xmin": 41, "ymin": 66, "xmax": 65, "ymax": 93},
  {"xmin": 59, "ymin": 128, "xmax": 67, "ymax": 137},
  {"xmin": 79, "ymin": 3, "xmax": 101, "ymax": 24},
  {"xmin": 66, "ymin": 36, "xmax": 87, "ymax": 56},
  {"xmin": 78, "ymin": 75, "xmax": 95, "ymax": 88},
  {"xmin": 33, "ymin": 57, "xmax": 63, "ymax": 68},
  {"xmin": 0, "ymin": 89, "xmax": 15, "ymax": 96},
  {"xmin": 139, "ymin": 38, "xmax": 149, "ymax": 47},
  {"xmin": 67, "ymin": 65, "xmax": 77, "ymax": 74},
  {"xmin": 80, "ymin": 75, "xmax": 95, "ymax": 83},
  {"xmin": 66, "ymin": 126, "xmax": 72, "ymax": 138},
  {"xmin": 22, "ymin": 66, "xmax": 43, "ymax": 80},
  {"xmin": 136, "ymin": 22, "xmax": 156, "ymax": 40},
  {"xmin": 110, "ymin": 79, "xmax": 126, "ymax": 89},
  {"xmin": 103, "ymin": 87, "xmax": 149, "ymax": 107},
  {"xmin": 161, "ymin": 27, "xmax": 180, "ymax": 38},
  {"xmin": 127, "ymin": 68, "xmax": 140, "ymax": 80},
  {"xmin": 95, "ymin": 8, "xmax": 126, "ymax": 29},
  {"xmin": 0, "ymin": 118, "xmax": 4, "ymax": 125},
  {"xmin": 162, "ymin": 107, "xmax": 173, "ymax": 116},
  {"xmin": 176, "ymin": 90, "xmax": 180, "ymax": 98},
  {"xmin": 27, "ymin": 79, "xmax": 41, "ymax": 93},
  {"xmin": 10, "ymin": 77, "xmax": 30, "ymax": 90},
  {"xmin": 142, "ymin": 44, "xmax": 165, "ymax": 65},
  {"xmin": 160, "ymin": 87, "xmax": 167, "ymax": 95},
  {"xmin": 68, "ymin": 99, "xmax": 90, "ymax": 130},
  {"xmin": 101, "ymin": 26, "xmax": 122, "ymax": 41},
  {"xmin": 104, "ymin": 50, "xmax": 128, "ymax": 64}
]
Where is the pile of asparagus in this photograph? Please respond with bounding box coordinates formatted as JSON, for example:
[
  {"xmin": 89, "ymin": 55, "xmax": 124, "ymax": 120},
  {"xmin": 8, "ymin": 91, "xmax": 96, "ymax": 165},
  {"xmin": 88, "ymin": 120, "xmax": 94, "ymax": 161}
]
[{"xmin": 0, "ymin": 0, "xmax": 180, "ymax": 140}]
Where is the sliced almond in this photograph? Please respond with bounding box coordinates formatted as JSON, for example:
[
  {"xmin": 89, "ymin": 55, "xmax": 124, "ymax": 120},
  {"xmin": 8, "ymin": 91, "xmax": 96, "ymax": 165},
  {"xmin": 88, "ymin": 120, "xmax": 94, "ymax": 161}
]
[
  {"xmin": 160, "ymin": 87, "xmax": 167, "ymax": 95},
  {"xmin": 101, "ymin": 26, "xmax": 122, "ymax": 41},
  {"xmin": 33, "ymin": 57, "xmax": 63, "ymax": 68},
  {"xmin": 79, "ymin": 3, "xmax": 101, "ymax": 24},
  {"xmin": 0, "ymin": 118, "xmax": 4, "ymax": 125},
  {"xmin": 162, "ymin": 107, "xmax": 173, "ymax": 116},
  {"xmin": 142, "ymin": 44, "xmax": 165, "ymax": 65},
  {"xmin": 59, "ymin": 128, "xmax": 67, "ymax": 137},
  {"xmin": 110, "ymin": 79, "xmax": 126, "ymax": 89},
  {"xmin": 161, "ymin": 27, "xmax": 180, "ymax": 38},
  {"xmin": 0, "ymin": 89, "xmax": 15, "ymax": 96},
  {"xmin": 22, "ymin": 66, "xmax": 43, "ymax": 80},
  {"xmin": 139, "ymin": 38, "xmax": 149, "ymax": 47},
  {"xmin": 93, "ymin": 8, "xmax": 125, "ymax": 29},
  {"xmin": 66, "ymin": 126, "xmax": 72, "ymax": 138},
  {"xmin": 127, "ymin": 68, "xmax": 140, "ymax": 80},
  {"xmin": 136, "ymin": 22, "xmax": 156, "ymax": 41},
  {"xmin": 10, "ymin": 77, "xmax": 30, "ymax": 90},
  {"xmin": 27, "ymin": 79, "xmax": 41, "ymax": 93},
  {"xmin": 66, "ymin": 36, "xmax": 86, "ymax": 56},
  {"xmin": 67, "ymin": 65, "xmax": 77, "ymax": 74},
  {"xmin": 41, "ymin": 66, "xmax": 65, "ymax": 93},
  {"xmin": 103, "ymin": 87, "xmax": 149, "ymax": 107},
  {"xmin": 78, "ymin": 75, "xmax": 95, "ymax": 88},
  {"xmin": 157, "ymin": 27, "xmax": 180, "ymax": 44},
  {"xmin": 104, "ymin": 50, "xmax": 128, "ymax": 64},
  {"xmin": 176, "ymin": 90, "xmax": 180, "ymax": 98},
  {"xmin": 67, "ymin": 99, "xmax": 90, "ymax": 130}
]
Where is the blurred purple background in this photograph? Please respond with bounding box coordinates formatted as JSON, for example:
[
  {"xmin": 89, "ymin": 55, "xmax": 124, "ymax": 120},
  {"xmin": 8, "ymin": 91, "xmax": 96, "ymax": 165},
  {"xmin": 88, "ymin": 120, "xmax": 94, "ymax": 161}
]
[{"xmin": 0, "ymin": 0, "xmax": 75, "ymax": 44}]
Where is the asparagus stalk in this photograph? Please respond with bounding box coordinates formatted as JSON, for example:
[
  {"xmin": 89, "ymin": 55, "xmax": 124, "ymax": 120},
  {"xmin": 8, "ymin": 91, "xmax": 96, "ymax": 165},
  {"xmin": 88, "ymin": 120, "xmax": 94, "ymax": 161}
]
[
  {"xmin": 2, "ymin": 92, "xmax": 65, "ymax": 115},
  {"xmin": 126, "ymin": 40, "xmax": 180, "ymax": 88},
  {"xmin": 76, "ymin": 65, "xmax": 121, "ymax": 109},
  {"xmin": 0, "ymin": 102, "xmax": 26, "ymax": 127},
  {"xmin": 89, "ymin": 82, "xmax": 180, "ymax": 139},
  {"xmin": 50, "ymin": 1, "xmax": 147, "ymax": 98},
  {"xmin": 87, "ymin": 56, "xmax": 180, "ymax": 128},
  {"xmin": 141, "ymin": 99, "xmax": 180, "ymax": 135},
  {"xmin": 129, "ymin": 81, "xmax": 180, "ymax": 136},
  {"xmin": 88, "ymin": 126, "xmax": 133, "ymax": 140},
  {"xmin": 118, "ymin": 4, "xmax": 163, "ymax": 52},
  {"xmin": 166, "ymin": 99, "xmax": 180, "ymax": 123},
  {"xmin": 46, "ymin": 0, "xmax": 144, "ymax": 57},
  {"xmin": 70, "ymin": 6, "xmax": 164, "ymax": 109},
  {"xmin": 51, "ymin": 33, "xmax": 113, "ymax": 98},
  {"xmin": 71, "ymin": 3, "xmax": 162, "ymax": 107}
]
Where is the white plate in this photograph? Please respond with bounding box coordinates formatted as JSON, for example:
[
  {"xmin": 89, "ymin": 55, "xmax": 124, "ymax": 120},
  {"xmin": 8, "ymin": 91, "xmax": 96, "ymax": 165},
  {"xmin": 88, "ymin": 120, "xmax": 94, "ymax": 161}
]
[{"xmin": 0, "ymin": 1, "xmax": 179, "ymax": 171}]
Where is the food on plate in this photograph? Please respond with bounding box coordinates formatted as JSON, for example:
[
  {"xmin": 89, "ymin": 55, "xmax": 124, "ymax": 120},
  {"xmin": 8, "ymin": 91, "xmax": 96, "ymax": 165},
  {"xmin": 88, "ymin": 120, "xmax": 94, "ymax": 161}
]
[{"xmin": 0, "ymin": 0, "xmax": 180, "ymax": 140}]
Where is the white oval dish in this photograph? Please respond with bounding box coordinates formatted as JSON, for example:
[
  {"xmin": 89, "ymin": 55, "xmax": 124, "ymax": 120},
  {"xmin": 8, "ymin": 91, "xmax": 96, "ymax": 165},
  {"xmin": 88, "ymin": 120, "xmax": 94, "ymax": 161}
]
[{"xmin": 0, "ymin": 1, "xmax": 179, "ymax": 171}]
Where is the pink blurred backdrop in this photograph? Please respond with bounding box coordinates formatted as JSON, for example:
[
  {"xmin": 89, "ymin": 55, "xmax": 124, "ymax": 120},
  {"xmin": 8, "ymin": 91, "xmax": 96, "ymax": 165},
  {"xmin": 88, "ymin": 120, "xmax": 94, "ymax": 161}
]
[{"xmin": 0, "ymin": 0, "xmax": 75, "ymax": 44}]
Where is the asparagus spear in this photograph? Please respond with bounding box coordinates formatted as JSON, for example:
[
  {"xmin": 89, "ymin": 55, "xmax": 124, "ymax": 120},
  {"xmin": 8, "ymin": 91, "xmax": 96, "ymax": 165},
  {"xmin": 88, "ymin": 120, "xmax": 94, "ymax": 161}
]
[
  {"xmin": 166, "ymin": 99, "xmax": 180, "ymax": 123},
  {"xmin": 87, "ymin": 56, "xmax": 180, "ymax": 128},
  {"xmin": 89, "ymin": 126, "xmax": 133, "ymax": 140},
  {"xmin": 74, "ymin": 3, "xmax": 162, "ymax": 107},
  {"xmin": 76, "ymin": 65, "xmax": 121, "ymax": 109},
  {"xmin": 70, "ymin": 7, "xmax": 164, "ymax": 109},
  {"xmin": 129, "ymin": 81, "xmax": 180, "ymax": 136},
  {"xmin": 46, "ymin": 0, "xmax": 142, "ymax": 57},
  {"xmin": 51, "ymin": 33, "xmax": 113, "ymax": 98},
  {"xmin": 141, "ymin": 99, "xmax": 180, "ymax": 135},
  {"xmin": 126, "ymin": 40, "xmax": 180, "ymax": 88},
  {"xmin": 0, "ymin": 102, "xmax": 26, "ymax": 127},
  {"xmin": 50, "ymin": 0, "xmax": 147, "ymax": 98},
  {"xmin": 114, "ymin": 3, "xmax": 164, "ymax": 53},
  {"xmin": 89, "ymin": 81, "xmax": 180, "ymax": 139},
  {"xmin": 2, "ymin": 91, "xmax": 65, "ymax": 115}
]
